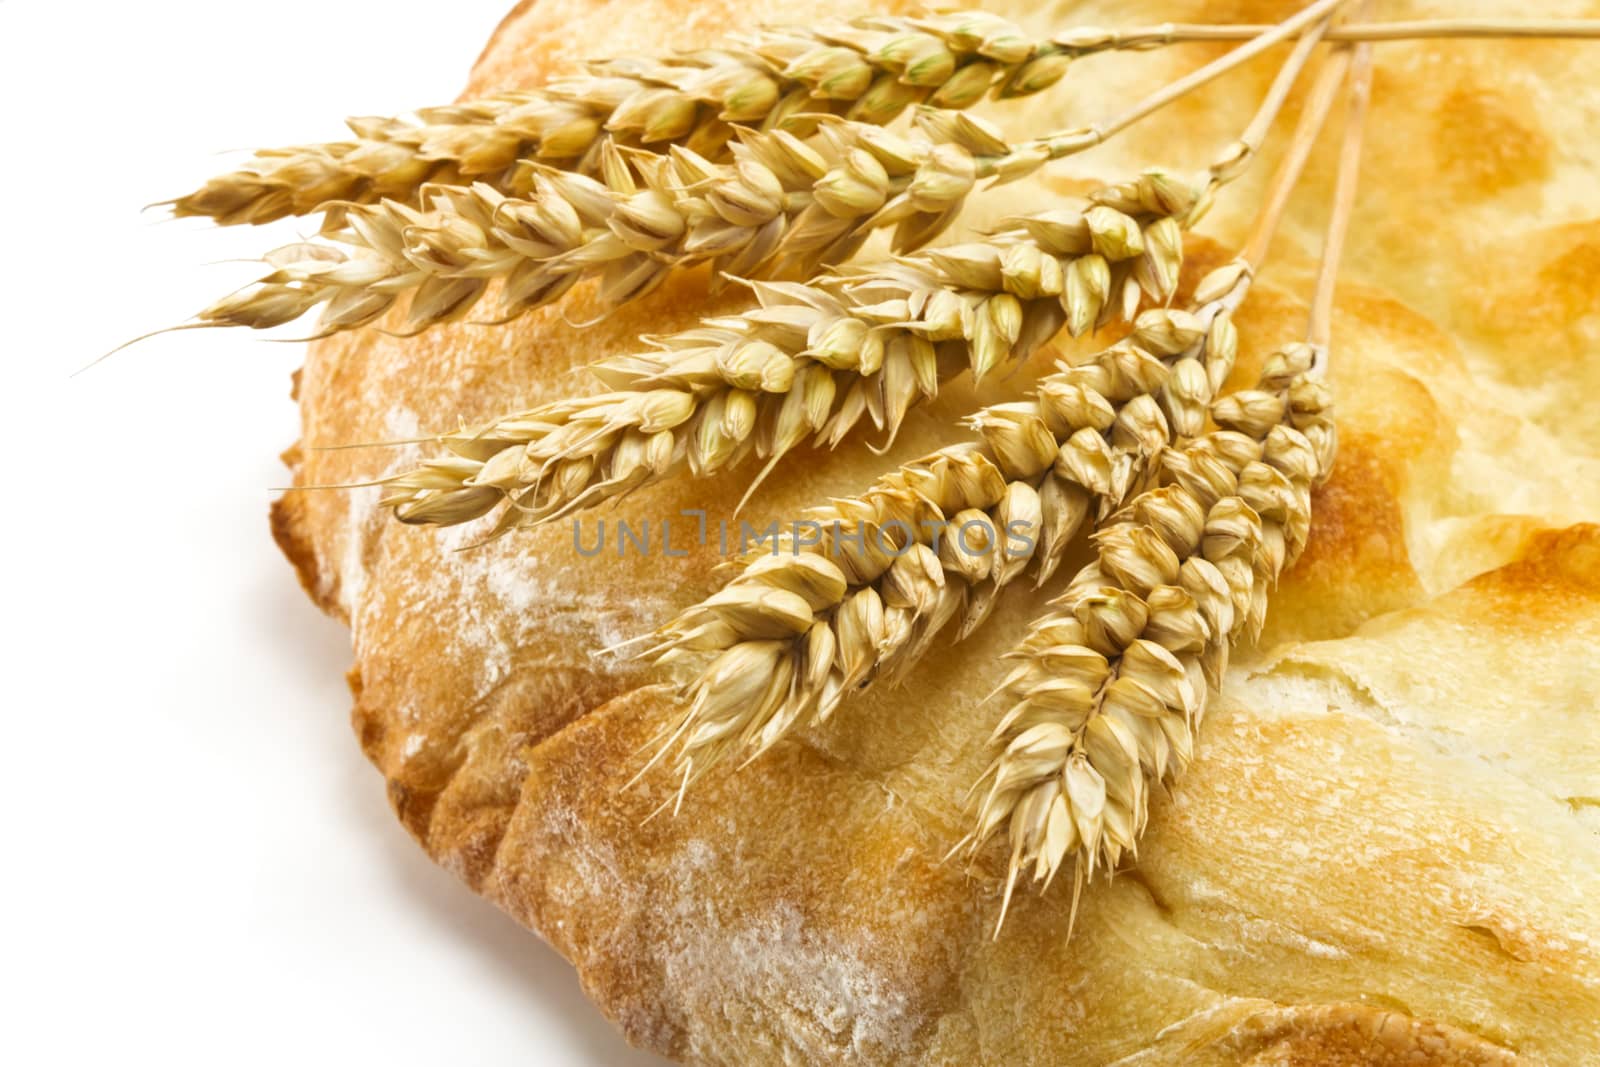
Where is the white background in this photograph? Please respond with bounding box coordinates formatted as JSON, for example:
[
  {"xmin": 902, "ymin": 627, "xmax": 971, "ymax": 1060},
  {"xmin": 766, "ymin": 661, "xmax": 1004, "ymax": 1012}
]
[{"xmin": 2, "ymin": 1, "xmax": 668, "ymax": 1062}]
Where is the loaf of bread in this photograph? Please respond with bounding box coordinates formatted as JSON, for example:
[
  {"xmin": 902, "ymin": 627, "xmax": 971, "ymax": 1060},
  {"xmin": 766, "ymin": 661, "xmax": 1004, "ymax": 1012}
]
[{"xmin": 271, "ymin": 1, "xmax": 1600, "ymax": 1062}]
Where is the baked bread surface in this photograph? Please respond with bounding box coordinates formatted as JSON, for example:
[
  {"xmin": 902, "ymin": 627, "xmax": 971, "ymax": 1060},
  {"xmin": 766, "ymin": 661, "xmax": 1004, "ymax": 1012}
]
[{"xmin": 272, "ymin": 1, "xmax": 1600, "ymax": 1062}]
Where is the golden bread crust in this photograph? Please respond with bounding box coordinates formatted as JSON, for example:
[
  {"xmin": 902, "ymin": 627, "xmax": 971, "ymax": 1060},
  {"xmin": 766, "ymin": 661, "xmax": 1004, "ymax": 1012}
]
[{"xmin": 273, "ymin": 1, "xmax": 1600, "ymax": 1062}]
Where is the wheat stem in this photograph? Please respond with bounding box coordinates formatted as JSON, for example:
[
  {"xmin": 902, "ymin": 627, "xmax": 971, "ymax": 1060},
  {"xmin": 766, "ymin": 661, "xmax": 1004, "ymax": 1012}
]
[
  {"xmin": 1181, "ymin": 6, "xmax": 1341, "ymax": 228},
  {"xmin": 1228, "ymin": 16, "xmax": 1333, "ymax": 175},
  {"xmin": 1077, "ymin": 18, "xmax": 1600, "ymax": 48},
  {"xmin": 1048, "ymin": 0, "xmax": 1346, "ymax": 160},
  {"xmin": 1308, "ymin": 39, "xmax": 1374, "ymax": 357},
  {"xmin": 1238, "ymin": 36, "xmax": 1359, "ymax": 269}
]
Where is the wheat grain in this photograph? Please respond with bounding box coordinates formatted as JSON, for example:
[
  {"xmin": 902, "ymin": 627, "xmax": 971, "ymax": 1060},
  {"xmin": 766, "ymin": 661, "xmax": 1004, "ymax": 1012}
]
[
  {"xmin": 170, "ymin": 11, "xmax": 1082, "ymax": 226},
  {"xmin": 961, "ymin": 347, "xmax": 1336, "ymax": 932},
  {"xmin": 377, "ymin": 172, "xmax": 1193, "ymax": 529}
]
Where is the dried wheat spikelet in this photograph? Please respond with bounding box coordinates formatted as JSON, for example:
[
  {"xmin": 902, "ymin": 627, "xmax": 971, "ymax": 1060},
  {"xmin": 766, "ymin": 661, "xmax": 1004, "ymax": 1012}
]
[
  {"xmin": 376, "ymin": 171, "xmax": 1192, "ymax": 529},
  {"xmin": 963, "ymin": 346, "xmax": 1337, "ymax": 931},
  {"xmin": 192, "ymin": 109, "xmax": 1115, "ymax": 338},
  {"xmin": 630, "ymin": 256, "xmax": 1253, "ymax": 788},
  {"xmin": 170, "ymin": 10, "xmax": 1080, "ymax": 227}
]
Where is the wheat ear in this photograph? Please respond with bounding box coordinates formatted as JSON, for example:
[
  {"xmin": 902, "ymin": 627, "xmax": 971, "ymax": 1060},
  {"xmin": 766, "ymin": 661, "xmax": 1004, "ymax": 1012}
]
[
  {"xmin": 168, "ymin": 11, "xmax": 1076, "ymax": 226},
  {"xmin": 376, "ymin": 174, "xmax": 1191, "ymax": 528},
  {"xmin": 191, "ymin": 110, "xmax": 1118, "ymax": 338},
  {"xmin": 966, "ymin": 351, "xmax": 1335, "ymax": 930}
]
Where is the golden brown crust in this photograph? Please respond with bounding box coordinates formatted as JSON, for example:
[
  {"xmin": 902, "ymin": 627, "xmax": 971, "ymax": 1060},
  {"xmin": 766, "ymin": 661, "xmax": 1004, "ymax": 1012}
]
[
  {"xmin": 1210, "ymin": 1003, "xmax": 1522, "ymax": 1067},
  {"xmin": 273, "ymin": 1, "xmax": 1600, "ymax": 1062}
]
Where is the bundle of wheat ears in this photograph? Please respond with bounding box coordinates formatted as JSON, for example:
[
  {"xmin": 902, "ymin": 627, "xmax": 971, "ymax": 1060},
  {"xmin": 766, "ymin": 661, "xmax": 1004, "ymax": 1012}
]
[{"xmin": 165, "ymin": 2, "xmax": 1600, "ymax": 933}]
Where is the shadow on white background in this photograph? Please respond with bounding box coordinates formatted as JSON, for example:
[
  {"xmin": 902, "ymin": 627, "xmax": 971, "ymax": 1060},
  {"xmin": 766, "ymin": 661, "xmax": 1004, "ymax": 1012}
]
[{"xmin": 1, "ymin": 1, "xmax": 669, "ymax": 1062}]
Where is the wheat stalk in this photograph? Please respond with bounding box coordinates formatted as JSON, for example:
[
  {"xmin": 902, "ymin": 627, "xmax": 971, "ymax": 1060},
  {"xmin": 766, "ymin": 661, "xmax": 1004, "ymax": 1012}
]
[
  {"xmin": 170, "ymin": 5, "xmax": 1596, "ymax": 227},
  {"xmin": 193, "ymin": 110, "xmax": 1105, "ymax": 337},
  {"xmin": 168, "ymin": 11, "xmax": 1075, "ymax": 226},
  {"xmin": 1068, "ymin": 17, "xmax": 1600, "ymax": 47},
  {"xmin": 963, "ymin": 348, "xmax": 1336, "ymax": 932},
  {"xmin": 377, "ymin": 172, "xmax": 1191, "ymax": 528}
]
